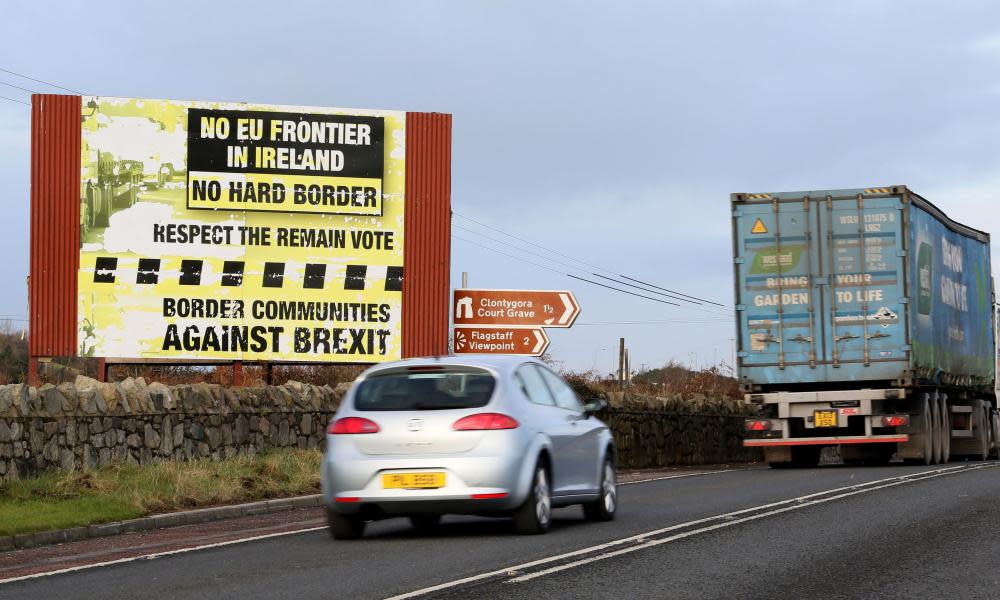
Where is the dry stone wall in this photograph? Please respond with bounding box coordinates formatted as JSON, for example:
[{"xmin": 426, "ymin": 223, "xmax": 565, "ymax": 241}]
[
  {"xmin": 0, "ymin": 376, "xmax": 342, "ymax": 481},
  {"xmin": 0, "ymin": 378, "xmax": 760, "ymax": 481},
  {"xmin": 599, "ymin": 392, "xmax": 763, "ymax": 468}
]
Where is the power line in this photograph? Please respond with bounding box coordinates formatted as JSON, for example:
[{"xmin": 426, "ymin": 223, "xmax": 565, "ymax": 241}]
[
  {"xmin": 454, "ymin": 222, "xmax": 708, "ymax": 306},
  {"xmin": 0, "ymin": 80, "xmax": 36, "ymax": 94},
  {"xmin": 0, "ymin": 94, "xmax": 29, "ymax": 106},
  {"xmin": 453, "ymin": 211, "xmax": 727, "ymax": 307},
  {"xmin": 0, "ymin": 67, "xmax": 82, "ymax": 94},
  {"xmin": 453, "ymin": 235, "xmax": 683, "ymax": 307}
]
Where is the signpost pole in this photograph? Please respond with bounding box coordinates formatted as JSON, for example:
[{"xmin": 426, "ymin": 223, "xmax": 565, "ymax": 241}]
[{"xmin": 462, "ymin": 272, "xmax": 468, "ymax": 288}]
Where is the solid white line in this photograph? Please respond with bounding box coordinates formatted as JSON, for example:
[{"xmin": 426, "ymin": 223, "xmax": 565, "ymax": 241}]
[
  {"xmin": 618, "ymin": 469, "xmax": 735, "ymax": 486},
  {"xmin": 0, "ymin": 469, "xmax": 729, "ymax": 586},
  {"xmin": 0, "ymin": 526, "xmax": 327, "ymax": 586},
  {"xmin": 509, "ymin": 463, "xmax": 996, "ymax": 582},
  {"xmin": 383, "ymin": 464, "xmax": 977, "ymax": 599}
]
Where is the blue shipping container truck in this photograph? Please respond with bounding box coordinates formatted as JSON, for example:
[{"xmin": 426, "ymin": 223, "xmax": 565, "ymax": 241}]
[{"xmin": 733, "ymin": 186, "xmax": 999, "ymax": 467}]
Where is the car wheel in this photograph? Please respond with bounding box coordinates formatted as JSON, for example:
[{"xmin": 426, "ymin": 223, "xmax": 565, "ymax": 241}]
[
  {"xmin": 583, "ymin": 457, "xmax": 617, "ymax": 522},
  {"xmin": 327, "ymin": 508, "xmax": 365, "ymax": 540},
  {"xmin": 409, "ymin": 515, "xmax": 442, "ymax": 530},
  {"xmin": 514, "ymin": 463, "xmax": 551, "ymax": 535}
]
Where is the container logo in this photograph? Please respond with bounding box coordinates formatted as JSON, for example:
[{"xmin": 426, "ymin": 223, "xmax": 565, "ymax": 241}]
[{"xmin": 749, "ymin": 245, "xmax": 804, "ymax": 275}]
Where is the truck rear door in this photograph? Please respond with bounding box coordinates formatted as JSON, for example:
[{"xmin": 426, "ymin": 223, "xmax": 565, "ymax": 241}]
[{"xmin": 734, "ymin": 189, "xmax": 910, "ymax": 385}]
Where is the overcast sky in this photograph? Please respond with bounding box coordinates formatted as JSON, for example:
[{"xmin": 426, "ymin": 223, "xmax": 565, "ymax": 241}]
[{"xmin": 2, "ymin": 1, "xmax": 999, "ymax": 374}]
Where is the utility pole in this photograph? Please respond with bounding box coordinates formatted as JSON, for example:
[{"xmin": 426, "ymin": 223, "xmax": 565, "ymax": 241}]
[{"xmin": 618, "ymin": 337, "xmax": 625, "ymax": 389}]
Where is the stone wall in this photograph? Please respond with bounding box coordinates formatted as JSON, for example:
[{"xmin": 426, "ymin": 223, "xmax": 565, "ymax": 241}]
[
  {"xmin": 600, "ymin": 392, "xmax": 762, "ymax": 468},
  {"xmin": 0, "ymin": 378, "xmax": 759, "ymax": 481},
  {"xmin": 0, "ymin": 376, "xmax": 342, "ymax": 481}
]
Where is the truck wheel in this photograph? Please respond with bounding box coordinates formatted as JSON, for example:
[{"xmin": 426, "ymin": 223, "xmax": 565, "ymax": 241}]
[
  {"xmin": 989, "ymin": 410, "xmax": 1000, "ymax": 460},
  {"xmin": 930, "ymin": 397, "xmax": 942, "ymax": 465},
  {"xmin": 903, "ymin": 395, "xmax": 933, "ymax": 465},
  {"xmin": 327, "ymin": 508, "xmax": 365, "ymax": 540},
  {"xmin": 939, "ymin": 396, "xmax": 950, "ymax": 464},
  {"xmin": 973, "ymin": 402, "xmax": 989, "ymax": 461}
]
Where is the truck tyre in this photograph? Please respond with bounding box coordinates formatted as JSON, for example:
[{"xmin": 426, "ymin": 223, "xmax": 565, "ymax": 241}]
[
  {"xmin": 930, "ymin": 396, "xmax": 942, "ymax": 465},
  {"xmin": 513, "ymin": 463, "xmax": 551, "ymax": 535},
  {"xmin": 939, "ymin": 396, "xmax": 950, "ymax": 464},
  {"xmin": 327, "ymin": 508, "xmax": 365, "ymax": 540},
  {"xmin": 973, "ymin": 401, "xmax": 989, "ymax": 461},
  {"xmin": 989, "ymin": 410, "xmax": 1000, "ymax": 460},
  {"xmin": 903, "ymin": 395, "xmax": 933, "ymax": 465}
]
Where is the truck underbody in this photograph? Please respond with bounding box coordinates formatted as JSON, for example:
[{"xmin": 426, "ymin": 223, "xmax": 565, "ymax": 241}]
[{"xmin": 744, "ymin": 387, "xmax": 1000, "ymax": 467}]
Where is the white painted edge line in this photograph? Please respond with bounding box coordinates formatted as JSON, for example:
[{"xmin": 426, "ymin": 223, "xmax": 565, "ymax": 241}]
[
  {"xmin": 383, "ymin": 464, "xmax": 980, "ymax": 599},
  {"xmin": 0, "ymin": 526, "xmax": 327, "ymax": 586},
  {"xmin": 0, "ymin": 469, "xmax": 727, "ymax": 585},
  {"xmin": 619, "ymin": 469, "xmax": 735, "ymax": 486},
  {"xmin": 509, "ymin": 463, "xmax": 996, "ymax": 583}
]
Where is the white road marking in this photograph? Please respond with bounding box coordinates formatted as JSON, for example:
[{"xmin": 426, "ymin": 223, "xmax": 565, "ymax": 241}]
[
  {"xmin": 383, "ymin": 464, "xmax": 985, "ymax": 599},
  {"xmin": 0, "ymin": 526, "xmax": 327, "ymax": 586},
  {"xmin": 0, "ymin": 469, "xmax": 724, "ymax": 586},
  {"xmin": 618, "ymin": 469, "xmax": 735, "ymax": 486},
  {"xmin": 509, "ymin": 463, "xmax": 996, "ymax": 582}
]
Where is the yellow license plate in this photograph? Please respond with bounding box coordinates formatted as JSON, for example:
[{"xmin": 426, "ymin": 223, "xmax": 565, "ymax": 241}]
[
  {"xmin": 814, "ymin": 410, "xmax": 838, "ymax": 427},
  {"xmin": 382, "ymin": 472, "xmax": 445, "ymax": 489}
]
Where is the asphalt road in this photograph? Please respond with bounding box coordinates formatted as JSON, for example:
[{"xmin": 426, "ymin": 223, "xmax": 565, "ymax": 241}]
[{"xmin": 3, "ymin": 462, "xmax": 1000, "ymax": 599}]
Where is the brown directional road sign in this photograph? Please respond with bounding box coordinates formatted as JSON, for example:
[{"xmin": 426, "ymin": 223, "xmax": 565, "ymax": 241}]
[
  {"xmin": 453, "ymin": 289, "xmax": 581, "ymax": 328},
  {"xmin": 453, "ymin": 327, "xmax": 550, "ymax": 356}
]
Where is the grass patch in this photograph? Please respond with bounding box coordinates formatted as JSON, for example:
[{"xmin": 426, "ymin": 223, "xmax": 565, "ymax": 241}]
[{"xmin": 0, "ymin": 449, "xmax": 322, "ymax": 537}]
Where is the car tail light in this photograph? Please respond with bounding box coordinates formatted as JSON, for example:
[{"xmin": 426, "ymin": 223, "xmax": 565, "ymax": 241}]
[
  {"xmin": 328, "ymin": 417, "xmax": 380, "ymax": 434},
  {"xmin": 471, "ymin": 493, "xmax": 508, "ymax": 499},
  {"xmin": 452, "ymin": 413, "xmax": 519, "ymax": 431},
  {"xmin": 744, "ymin": 419, "xmax": 772, "ymax": 431},
  {"xmin": 335, "ymin": 497, "xmax": 361, "ymax": 503},
  {"xmin": 881, "ymin": 415, "xmax": 909, "ymax": 428}
]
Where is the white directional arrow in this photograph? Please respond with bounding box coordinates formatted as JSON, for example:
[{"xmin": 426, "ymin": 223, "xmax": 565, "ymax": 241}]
[
  {"xmin": 558, "ymin": 293, "xmax": 575, "ymax": 325},
  {"xmin": 532, "ymin": 330, "xmax": 547, "ymax": 354}
]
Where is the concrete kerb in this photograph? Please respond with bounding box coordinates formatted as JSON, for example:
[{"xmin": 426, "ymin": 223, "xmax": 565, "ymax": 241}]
[{"xmin": 1, "ymin": 494, "xmax": 324, "ymax": 551}]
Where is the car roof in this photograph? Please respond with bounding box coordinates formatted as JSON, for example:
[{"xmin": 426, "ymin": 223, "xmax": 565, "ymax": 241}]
[{"xmin": 362, "ymin": 354, "xmax": 543, "ymax": 377}]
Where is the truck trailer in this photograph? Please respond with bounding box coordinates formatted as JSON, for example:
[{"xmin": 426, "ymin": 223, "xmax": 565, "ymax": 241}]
[{"xmin": 733, "ymin": 186, "xmax": 999, "ymax": 467}]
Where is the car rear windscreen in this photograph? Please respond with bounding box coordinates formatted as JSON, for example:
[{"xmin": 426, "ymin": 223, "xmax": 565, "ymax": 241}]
[{"xmin": 354, "ymin": 369, "xmax": 496, "ymax": 411}]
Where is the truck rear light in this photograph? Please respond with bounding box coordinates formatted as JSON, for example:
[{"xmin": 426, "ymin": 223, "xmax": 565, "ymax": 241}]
[
  {"xmin": 452, "ymin": 413, "xmax": 519, "ymax": 431},
  {"xmin": 881, "ymin": 415, "xmax": 909, "ymax": 428},
  {"xmin": 745, "ymin": 419, "xmax": 772, "ymax": 431},
  {"xmin": 471, "ymin": 493, "xmax": 508, "ymax": 499},
  {"xmin": 328, "ymin": 417, "xmax": 380, "ymax": 434}
]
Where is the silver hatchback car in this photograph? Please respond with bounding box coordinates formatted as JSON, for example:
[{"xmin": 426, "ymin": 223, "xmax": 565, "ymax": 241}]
[{"xmin": 321, "ymin": 355, "xmax": 617, "ymax": 539}]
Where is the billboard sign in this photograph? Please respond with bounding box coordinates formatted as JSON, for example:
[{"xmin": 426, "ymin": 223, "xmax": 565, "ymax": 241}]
[{"xmin": 78, "ymin": 96, "xmax": 406, "ymax": 363}]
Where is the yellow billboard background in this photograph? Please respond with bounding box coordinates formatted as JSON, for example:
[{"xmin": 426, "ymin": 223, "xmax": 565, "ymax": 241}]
[{"xmin": 78, "ymin": 97, "xmax": 405, "ymax": 362}]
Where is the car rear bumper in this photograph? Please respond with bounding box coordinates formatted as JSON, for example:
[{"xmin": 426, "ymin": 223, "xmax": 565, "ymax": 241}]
[{"xmin": 322, "ymin": 438, "xmax": 535, "ymax": 514}]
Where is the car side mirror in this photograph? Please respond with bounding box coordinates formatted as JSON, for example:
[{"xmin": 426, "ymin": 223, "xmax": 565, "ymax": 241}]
[{"xmin": 582, "ymin": 398, "xmax": 607, "ymax": 416}]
